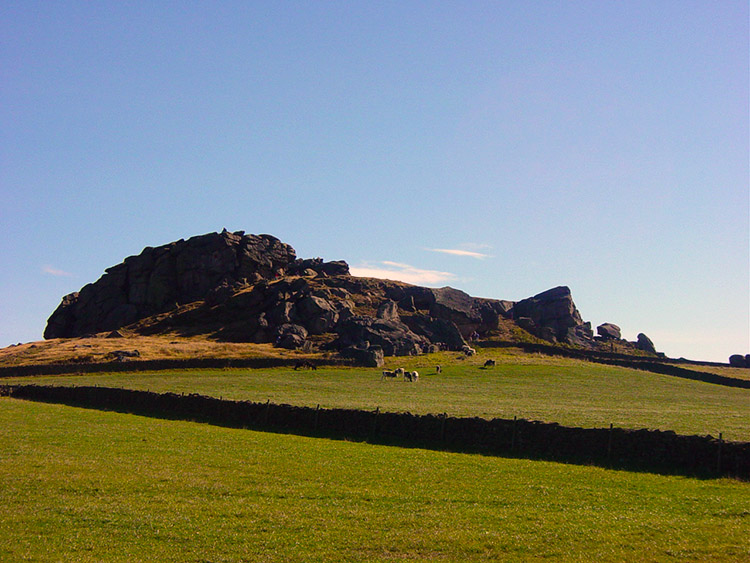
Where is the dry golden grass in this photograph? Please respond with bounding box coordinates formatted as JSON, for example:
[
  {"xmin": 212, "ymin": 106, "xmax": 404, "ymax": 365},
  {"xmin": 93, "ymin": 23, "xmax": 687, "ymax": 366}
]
[{"xmin": 0, "ymin": 332, "xmax": 333, "ymax": 368}]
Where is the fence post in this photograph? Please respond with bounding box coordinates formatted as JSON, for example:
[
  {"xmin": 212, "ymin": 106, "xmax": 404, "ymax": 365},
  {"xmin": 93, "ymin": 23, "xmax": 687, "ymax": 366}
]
[{"xmin": 717, "ymin": 432, "xmax": 723, "ymax": 475}]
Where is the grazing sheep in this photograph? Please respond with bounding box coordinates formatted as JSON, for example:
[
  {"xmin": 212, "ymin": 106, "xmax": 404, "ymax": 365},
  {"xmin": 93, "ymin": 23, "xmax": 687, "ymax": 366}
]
[
  {"xmin": 381, "ymin": 370, "xmax": 397, "ymax": 380},
  {"xmin": 461, "ymin": 345, "xmax": 476, "ymax": 356},
  {"xmin": 483, "ymin": 359, "xmax": 496, "ymax": 368},
  {"xmin": 436, "ymin": 365, "xmax": 442, "ymax": 373},
  {"xmin": 394, "ymin": 367, "xmax": 405, "ymax": 377},
  {"xmin": 405, "ymin": 370, "xmax": 419, "ymax": 382}
]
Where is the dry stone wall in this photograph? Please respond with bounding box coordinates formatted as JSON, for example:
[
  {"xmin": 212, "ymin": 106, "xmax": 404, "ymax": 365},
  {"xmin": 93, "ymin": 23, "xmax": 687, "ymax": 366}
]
[{"xmin": 3, "ymin": 384, "xmax": 748, "ymax": 479}]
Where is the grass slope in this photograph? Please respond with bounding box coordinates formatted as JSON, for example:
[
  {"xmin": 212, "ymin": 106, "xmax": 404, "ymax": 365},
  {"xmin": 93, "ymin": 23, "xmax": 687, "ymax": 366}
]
[
  {"xmin": 5, "ymin": 351, "xmax": 749, "ymax": 441},
  {"xmin": 2, "ymin": 398, "xmax": 748, "ymax": 562},
  {"xmin": 0, "ymin": 335, "xmax": 329, "ymax": 367}
]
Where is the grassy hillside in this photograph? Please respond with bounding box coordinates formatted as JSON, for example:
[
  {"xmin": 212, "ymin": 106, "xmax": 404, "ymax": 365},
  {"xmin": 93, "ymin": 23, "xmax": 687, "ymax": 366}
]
[
  {"xmin": 2, "ymin": 398, "xmax": 748, "ymax": 562},
  {"xmin": 5, "ymin": 350, "xmax": 748, "ymax": 441},
  {"xmin": 0, "ymin": 334, "xmax": 328, "ymax": 367}
]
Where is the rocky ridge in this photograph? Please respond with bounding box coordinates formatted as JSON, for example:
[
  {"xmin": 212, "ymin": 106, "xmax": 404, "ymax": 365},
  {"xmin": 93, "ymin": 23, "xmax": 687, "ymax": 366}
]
[{"xmin": 45, "ymin": 230, "xmax": 659, "ymax": 364}]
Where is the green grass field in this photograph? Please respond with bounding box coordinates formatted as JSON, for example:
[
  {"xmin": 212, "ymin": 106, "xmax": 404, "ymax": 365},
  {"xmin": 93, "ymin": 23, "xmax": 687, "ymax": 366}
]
[
  {"xmin": 2, "ymin": 398, "xmax": 748, "ymax": 562},
  {"xmin": 6, "ymin": 352, "xmax": 749, "ymax": 441}
]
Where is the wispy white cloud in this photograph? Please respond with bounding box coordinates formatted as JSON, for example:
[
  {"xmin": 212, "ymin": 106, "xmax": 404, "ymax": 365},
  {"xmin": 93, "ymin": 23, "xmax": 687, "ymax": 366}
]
[
  {"xmin": 427, "ymin": 248, "xmax": 492, "ymax": 259},
  {"xmin": 42, "ymin": 265, "xmax": 73, "ymax": 277},
  {"xmin": 350, "ymin": 261, "xmax": 457, "ymax": 286}
]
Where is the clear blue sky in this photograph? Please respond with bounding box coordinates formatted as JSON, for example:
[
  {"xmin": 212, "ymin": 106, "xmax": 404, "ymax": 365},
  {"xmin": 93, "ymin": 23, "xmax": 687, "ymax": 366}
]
[{"xmin": 1, "ymin": 1, "xmax": 747, "ymax": 362}]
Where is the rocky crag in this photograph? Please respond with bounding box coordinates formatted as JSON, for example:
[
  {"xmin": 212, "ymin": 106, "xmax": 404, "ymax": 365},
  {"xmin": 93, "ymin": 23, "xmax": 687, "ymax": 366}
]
[{"xmin": 45, "ymin": 230, "xmax": 658, "ymax": 364}]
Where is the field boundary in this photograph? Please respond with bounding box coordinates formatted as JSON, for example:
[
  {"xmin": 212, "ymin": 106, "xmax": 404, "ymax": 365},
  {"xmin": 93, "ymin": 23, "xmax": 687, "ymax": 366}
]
[
  {"xmin": 479, "ymin": 342, "xmax": 750, "ymax": 389},
  {"xmin": 0, "ymin": 356, "xmax": 351, "ymax": 378},
  {"xmin": 3, "ymin": 384, "xmax": 748, "ymax": 479},
  {"xmin": 2, "ymin": 348, "xmax": 748, "ymax": 389}
]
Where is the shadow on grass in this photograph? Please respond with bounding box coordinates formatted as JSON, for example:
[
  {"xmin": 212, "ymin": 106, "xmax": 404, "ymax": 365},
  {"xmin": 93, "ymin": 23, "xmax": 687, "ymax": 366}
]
[{"xmin": 3, "ymin": 383, "xmax": 748, "ymax": 481}]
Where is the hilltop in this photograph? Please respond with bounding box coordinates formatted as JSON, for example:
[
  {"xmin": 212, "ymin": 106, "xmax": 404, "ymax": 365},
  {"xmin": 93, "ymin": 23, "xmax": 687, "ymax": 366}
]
[{"xmin": 41, "ymin": 230, "xmax": 659, "ymax": 365}]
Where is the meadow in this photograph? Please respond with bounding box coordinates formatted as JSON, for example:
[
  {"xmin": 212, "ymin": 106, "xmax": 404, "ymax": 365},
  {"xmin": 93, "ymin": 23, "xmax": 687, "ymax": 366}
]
[
  {"xmin": 2, "ymin": 398, "xmax": 748, "ymax": 562},
  {"xmin": 5, "ymin": 350, "xmax": 749, "ymax": 441}
]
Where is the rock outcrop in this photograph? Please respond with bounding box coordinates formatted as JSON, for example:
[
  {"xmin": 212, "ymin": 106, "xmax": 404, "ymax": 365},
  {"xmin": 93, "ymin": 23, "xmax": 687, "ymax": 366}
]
[
  {"xmin": 597, "ymin": 323, "xmax": 622, "ymax": 340},
  {"xmin": 45, "ymin": 230, "xmax": 299, "ymax": 339},
  {"xmin": 510, "ymin": 286, "xmax": 588, "ymax": 345},
  {"xmin": 44, "ymin": 230, "xmax": 656, "ymax": 362},
  {"xmin": 729, "ymin": 354, "xmax": 750, "ymax": 368},
  {"xmin": 636, "ymin": 333, "xmax": 657, "ymax": 354}
]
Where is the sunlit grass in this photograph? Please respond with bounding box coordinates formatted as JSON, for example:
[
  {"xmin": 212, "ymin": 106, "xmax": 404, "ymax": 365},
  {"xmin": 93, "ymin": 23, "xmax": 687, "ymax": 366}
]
[
  {"xmin": 5, "ymin": 351, "xmax": 749, "ymax": 441},
  {"xmin": 0, "ymin": 334, "xmax": 330, "ymax": 367},
  {"xmin": 2, "ymin": 398, "xmax": 748, "ymax": 562}
]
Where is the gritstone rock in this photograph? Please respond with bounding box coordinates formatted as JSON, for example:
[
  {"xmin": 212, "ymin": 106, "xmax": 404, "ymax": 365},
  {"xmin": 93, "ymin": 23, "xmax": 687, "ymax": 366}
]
[
  {"xmin": 729, "ymin": 354, "xmax": 749, "ymax": 368},
  {"xmin": 597, "ymin": 323, "xmax": 622, "ymax": 340},
  {"xmin": 45, "ymin": 231, "xmax": 297, "ymax": 339},
  {"xmin": 511, "ymin": 286, "xmax": 587, "ymax": 344},
  {"xmin": 636, "ymin": 333, "xmax": 656, "ymax": 354}
]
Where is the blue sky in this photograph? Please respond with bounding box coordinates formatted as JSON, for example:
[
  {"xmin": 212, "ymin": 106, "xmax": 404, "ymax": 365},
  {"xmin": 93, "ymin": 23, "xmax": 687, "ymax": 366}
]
[{"xmin": 1, "ymin": 1, "xmax": 747, "ymax": 362}]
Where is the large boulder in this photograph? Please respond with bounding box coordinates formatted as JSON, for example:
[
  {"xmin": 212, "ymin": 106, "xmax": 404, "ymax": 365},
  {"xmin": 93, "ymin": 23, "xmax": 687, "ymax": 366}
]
[
  {"xmin": 636, "ymin": 333, "xmax": 656, "ymax": 354},
  {"xmin": 341, "ymin": 344, "xmax": 385, "ymax": 367},
  {"xmin": 729, "ymin": 354, "xmax": 749, "ymax": 368},
  {"xmin": 45, "ymin": 231, "xmax": 297, "ymax": 338},
  {"xmin": 387, "ymin": 286, "xmax": 509, "ymax": 337},
  {"xmin": 597, "ymin": 323, "xmax": 621, "ymax": 340},
  {"xmin": 274, "ymin": 324, "xmax": 308, "ymax": 350},
  {"xmin": 333, "ymin": 316, "xmax": 430, "ymax": 356},
  {"xmin": 295, "ymin": 295, "xmax": 338, "ymax": 335},
  {"xmin": 289, "ymin": 258, "xmax": 350, "ymax": 277},
  {"xmin": 404, "ymin": 317, "xmax": 467, "ymax": 350},
  {"xmin": 511, "ymin": 286, "xmax": 585, "ymax": 343}
]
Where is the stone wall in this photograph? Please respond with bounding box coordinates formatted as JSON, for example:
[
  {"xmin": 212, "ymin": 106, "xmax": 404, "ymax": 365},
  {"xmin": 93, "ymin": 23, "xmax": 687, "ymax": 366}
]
[{"xmin": 4, "ymin": 384, "xmax": 747, "ymax": 479}]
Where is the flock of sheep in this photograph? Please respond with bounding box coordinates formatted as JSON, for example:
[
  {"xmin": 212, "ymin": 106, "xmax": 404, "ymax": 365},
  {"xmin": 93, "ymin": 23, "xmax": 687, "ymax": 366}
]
[{"xmin": 381, "ymin": 347, "xmax": 497, "ymax": 382}]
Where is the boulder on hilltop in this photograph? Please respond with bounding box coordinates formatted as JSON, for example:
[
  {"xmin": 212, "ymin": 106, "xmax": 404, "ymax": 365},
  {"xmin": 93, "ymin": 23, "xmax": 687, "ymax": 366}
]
[
  {"xmin": 510, "ymin": 286, "xmax": 589, "ymax": 345},
  {"xmin": 597, "ymin": 323, "xmax": 622, "ymax": 340},
  {"xmin": 636, "ymin": 333, "xmax": 657, "ymax": 354}
]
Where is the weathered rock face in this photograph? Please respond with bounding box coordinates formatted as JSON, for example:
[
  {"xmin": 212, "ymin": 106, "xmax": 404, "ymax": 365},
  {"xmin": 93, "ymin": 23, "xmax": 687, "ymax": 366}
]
[
  {"xmin": 45, "ymin": 230, "xmax": 298, "ymax": 338},
  {"xmin": 510, "ymin": 286, "xmax": 586, "ymax": 344},
  {"xmin": 333, "ymin": 316, "xmax": 432, "ymax": 356},
  {"xmin": 340, "ymin": 343, "xmax": 385, "ymax": 367},
  {"xmin": 381, "ymin": 285, "xmax": 512, "ymax": 338},
  {"xmin": 597, "ymin": 323, "xmax": 622, "ymax": 340},
  {"xmin": 44, "ymin": 230, "xmax": 647, "ymax": 361},
  {"xmin": 636, "ymin": 333, "xmax": 656, "ymax": 354}
]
